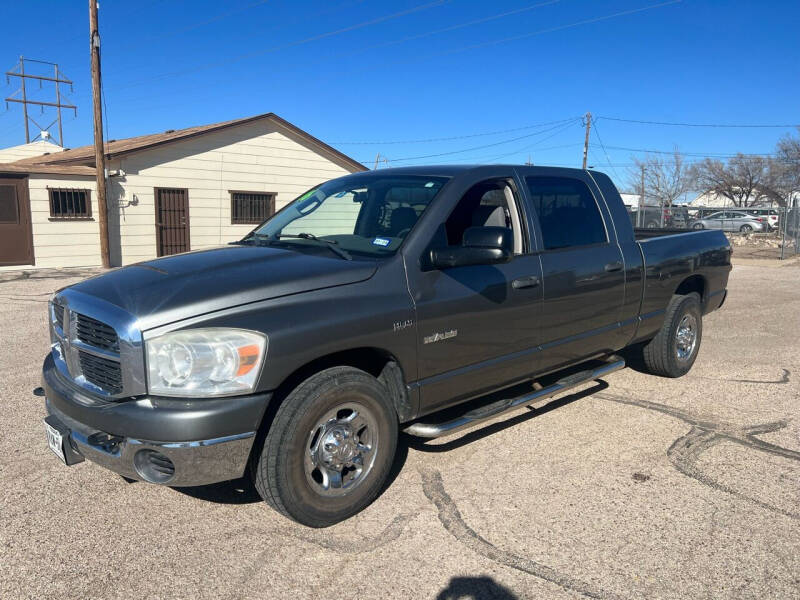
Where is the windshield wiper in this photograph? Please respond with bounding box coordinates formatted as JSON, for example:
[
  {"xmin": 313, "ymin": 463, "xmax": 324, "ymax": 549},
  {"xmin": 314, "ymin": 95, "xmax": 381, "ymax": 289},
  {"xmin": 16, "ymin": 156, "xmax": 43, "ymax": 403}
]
[
  {"xmin": 230, "ymin": 233, "xmax": 272, "ymax": 246},
  {"xmin": 277, "ymin": 233, "xmax": 352, "ymax": 260}
]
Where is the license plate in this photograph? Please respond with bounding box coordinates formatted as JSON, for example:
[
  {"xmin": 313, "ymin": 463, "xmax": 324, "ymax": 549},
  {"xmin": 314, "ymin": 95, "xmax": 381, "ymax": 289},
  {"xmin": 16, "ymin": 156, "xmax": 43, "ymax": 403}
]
[{"xmin": 44, "ymin": 420, "xmax": 67, "ymax": 464}]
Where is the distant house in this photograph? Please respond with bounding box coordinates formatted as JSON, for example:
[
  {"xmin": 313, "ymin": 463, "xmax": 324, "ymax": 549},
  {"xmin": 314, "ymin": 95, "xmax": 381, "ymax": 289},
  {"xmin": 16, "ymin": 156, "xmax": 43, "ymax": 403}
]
[
  {"xmin": 687, "ymin": 190, "xmax": 782, "ymax": 208},
  {"xmin": 0, "ymin": 140, "xmax": 63, "ymax": 163},
  {"xmin": 0, "ymin": 113, "xmax": 365, "ymax": 268}
]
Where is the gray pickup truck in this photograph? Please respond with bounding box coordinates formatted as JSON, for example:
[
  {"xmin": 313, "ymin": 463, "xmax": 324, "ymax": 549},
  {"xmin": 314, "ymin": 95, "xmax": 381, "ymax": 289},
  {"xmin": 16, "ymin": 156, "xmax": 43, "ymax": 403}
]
[{"xmin": 42, "ymin": 165, "xmax": 731, "ymax": 527}]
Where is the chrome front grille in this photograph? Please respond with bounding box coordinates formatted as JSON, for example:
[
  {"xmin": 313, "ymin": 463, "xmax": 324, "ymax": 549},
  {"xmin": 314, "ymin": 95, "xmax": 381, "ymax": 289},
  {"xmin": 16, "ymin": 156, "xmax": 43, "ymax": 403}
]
[
  {"xmin": 53, "ymin": 303, "xmax": 65, "ymax": 330},
  {"xmin": 50, "ymin": 290, "xmax": 146, "ymax": 399},
  {"xmin": 78, "ymin": 350, "xmax": 123, "ymax": 394},
  {"xmin": 76, "ymin": 313, "xmax": 120, "ymax": 353}
]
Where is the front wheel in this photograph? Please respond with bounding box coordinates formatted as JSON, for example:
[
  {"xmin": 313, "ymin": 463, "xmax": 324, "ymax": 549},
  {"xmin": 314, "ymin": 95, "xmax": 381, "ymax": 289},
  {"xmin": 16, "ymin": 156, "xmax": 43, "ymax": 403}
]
[
  {"xmin": 251, "ymin": 367, "xmax": 398, "ymax": 527},
  {"xmin": 642, "ymin": 293, "xmax": 702, "ymax": 377},
  {"xmin": 692, "ymin": 222, "xmax": 704, "ymax": 230}
]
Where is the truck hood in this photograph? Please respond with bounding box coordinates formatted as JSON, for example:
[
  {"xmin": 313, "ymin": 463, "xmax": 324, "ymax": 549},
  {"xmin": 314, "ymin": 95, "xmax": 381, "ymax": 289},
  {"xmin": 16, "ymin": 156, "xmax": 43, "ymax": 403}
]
[{"xmin": 68, "ymin": 245, "xmax": 378, "ymax": 330}]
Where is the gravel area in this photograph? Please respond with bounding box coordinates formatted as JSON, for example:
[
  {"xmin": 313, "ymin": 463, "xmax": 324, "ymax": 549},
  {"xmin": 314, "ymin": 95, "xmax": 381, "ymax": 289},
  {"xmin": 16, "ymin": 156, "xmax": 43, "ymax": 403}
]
[{"xmin": 1, "ymin": 264, "xmax": 798, "ymax": 599}]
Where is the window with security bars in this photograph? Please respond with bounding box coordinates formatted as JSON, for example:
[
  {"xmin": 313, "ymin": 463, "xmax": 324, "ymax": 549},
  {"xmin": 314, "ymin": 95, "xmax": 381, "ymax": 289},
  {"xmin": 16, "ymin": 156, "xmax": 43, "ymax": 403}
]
[
  {"xmin": 49, "ymin": 188, "xmax": 92, "ymax": 219},
  {"xmin": 230, "ymin": 191, "xmax": 275, "ymax": 224}
]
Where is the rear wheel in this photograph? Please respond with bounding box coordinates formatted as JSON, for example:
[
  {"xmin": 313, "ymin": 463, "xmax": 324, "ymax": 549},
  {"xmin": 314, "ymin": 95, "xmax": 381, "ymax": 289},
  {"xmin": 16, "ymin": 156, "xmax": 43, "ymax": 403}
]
[
  {"xmin": 251, "ymin": 367, "xmax": 398, "ymax": 527},
  {"xmin": 642, "ymin": 293, "xmax": 702, "ymax": 377},
  {"xmin": 740, "ymin": 224, "xmax": 753, "ymax": 233}
]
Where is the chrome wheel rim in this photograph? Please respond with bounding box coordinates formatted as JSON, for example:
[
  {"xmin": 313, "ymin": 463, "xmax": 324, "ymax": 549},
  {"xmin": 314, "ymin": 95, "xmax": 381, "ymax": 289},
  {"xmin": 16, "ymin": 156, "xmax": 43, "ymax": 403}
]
[
  {"xmin": 675, "ymin": 314, "xmax": 698, "ymax": 361},
  {"xmin": 304, "ymin": 402, "xmax": 378, "ymax": 497}
]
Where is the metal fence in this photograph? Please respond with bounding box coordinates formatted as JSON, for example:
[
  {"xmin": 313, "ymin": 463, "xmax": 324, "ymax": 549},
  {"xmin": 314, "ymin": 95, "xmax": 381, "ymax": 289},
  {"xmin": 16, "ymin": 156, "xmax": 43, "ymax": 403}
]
[{"xmin": 626, "ymin": 204, "xmax": 799, "ymax": 258}]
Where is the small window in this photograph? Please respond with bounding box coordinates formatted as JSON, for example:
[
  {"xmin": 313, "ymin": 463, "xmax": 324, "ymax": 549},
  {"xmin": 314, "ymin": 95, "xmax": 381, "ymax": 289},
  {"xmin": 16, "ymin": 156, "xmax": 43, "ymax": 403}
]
[
  {"xmin": 48, "ymin": 188, "xmax": 92, "ymax": 220},
  {"xmin": 525, "ymin": 177, "xmax": 606, "ymax": 250},
  {"xmin": 230, "ymin": 191, "xmax": 275, "ymax": 225}
]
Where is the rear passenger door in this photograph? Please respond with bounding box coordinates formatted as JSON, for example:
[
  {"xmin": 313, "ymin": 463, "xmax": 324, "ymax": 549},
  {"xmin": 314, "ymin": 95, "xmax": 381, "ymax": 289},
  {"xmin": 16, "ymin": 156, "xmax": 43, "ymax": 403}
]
[{"xmin": 521, "ymin": 171, "xmax": 626, "ymax": 373}]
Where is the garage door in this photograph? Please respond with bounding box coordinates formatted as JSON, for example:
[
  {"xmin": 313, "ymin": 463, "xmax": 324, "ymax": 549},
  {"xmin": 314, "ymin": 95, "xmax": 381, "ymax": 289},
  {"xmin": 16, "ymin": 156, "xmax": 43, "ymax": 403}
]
[{"xmin": 0, "ymin": 178, "xmax": 34, "ymax": 266}]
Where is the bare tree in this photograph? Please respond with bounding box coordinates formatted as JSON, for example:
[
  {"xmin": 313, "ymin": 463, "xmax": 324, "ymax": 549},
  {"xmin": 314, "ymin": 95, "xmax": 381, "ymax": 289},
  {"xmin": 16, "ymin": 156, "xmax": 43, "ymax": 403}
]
[
  {"xmin": 690, "ymin": 154, "xmax": 780, "ymax": 207},
  {"xmin": 629, "ymin": 150, "xmax": 692, "ymax": 208},
  {"xmin": 772, "ymin": 127, "xmax": 800, "ymax": 205}
]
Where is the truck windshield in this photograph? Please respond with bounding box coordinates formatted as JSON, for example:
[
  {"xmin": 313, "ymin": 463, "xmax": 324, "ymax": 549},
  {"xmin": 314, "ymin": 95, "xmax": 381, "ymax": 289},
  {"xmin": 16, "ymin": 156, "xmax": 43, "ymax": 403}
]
[{"xmin": 250, "ymin": 175, "xmax": 449, "ymax": 257}]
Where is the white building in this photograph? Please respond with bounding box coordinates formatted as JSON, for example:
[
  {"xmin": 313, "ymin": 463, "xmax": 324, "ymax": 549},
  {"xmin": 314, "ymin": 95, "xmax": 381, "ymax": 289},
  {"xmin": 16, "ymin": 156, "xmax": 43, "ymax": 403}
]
[
  {"xmin": 0, "ymin": 140, "xmax": 63, "ymax": 163},
  {"xmin": 0, "ymin": 113, "xmax": 365, "ymax": 268},
  {"xmin": 687, "ymin": 190, "xmax": 783, "ymax": 208}
]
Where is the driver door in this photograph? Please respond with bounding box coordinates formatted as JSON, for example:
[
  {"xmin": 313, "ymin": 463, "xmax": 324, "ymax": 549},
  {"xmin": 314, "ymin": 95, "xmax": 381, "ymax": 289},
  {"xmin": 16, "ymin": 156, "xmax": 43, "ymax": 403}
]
[{"xmin": 407, "ymin": 173, "xmax": 543, "ymax": 415}]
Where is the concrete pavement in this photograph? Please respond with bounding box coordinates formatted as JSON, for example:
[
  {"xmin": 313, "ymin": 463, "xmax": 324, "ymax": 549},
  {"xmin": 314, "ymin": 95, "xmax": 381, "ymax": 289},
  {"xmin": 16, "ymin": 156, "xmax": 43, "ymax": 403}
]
[{"xmin": 1, "ymin": 264, "xmax": 798, "ymax": 599}]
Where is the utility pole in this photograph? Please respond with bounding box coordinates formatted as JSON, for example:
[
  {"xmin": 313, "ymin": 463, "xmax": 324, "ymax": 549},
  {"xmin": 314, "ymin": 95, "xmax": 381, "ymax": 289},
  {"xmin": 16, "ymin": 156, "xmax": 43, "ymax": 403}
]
[
  {"xmin": 373, "ymin": 153, "xmax": 381, "ymax": 170},
  {"xmin": 581, "ymin": 111, "xmax": 592, "ymax": 170},
  {"xmin": 19, "ymin": 57, "xmax": 29, "ymax": 142},
  {"xmin": 5, "ymin": 57, "xmax": 76, "ymax": 146},
  {"xmin": 639, "ymin": 164, "xmax": 646, "ymax": 228},
  {"xmin": 89, "ymin": 0, "xmax": 110, "ymax": 268}
]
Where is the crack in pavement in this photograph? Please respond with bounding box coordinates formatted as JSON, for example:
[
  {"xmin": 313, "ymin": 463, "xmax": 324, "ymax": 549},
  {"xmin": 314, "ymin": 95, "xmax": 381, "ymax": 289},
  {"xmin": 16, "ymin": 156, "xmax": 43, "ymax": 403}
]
[
  {"xmin": 230, "ymin": 510, "xmax": 420, "ymax": 593},
  {"xmin": 597, "ymin": 392, "xmax": 800, "ymax": 520},
  {"xmin": 729, "ymin": 368, "xmax": 791, "ymax": 384},
  {"xmin": 418, "ymin": 467, "xmax": 616, "ymax": 600},
  {"xmin": 687, "ymin": 369, "xmax": 791, "ymax": 385}
]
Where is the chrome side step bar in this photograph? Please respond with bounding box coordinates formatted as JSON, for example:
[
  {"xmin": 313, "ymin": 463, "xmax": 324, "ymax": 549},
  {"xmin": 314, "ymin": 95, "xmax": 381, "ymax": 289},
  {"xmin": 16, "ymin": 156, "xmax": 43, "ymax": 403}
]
[{"xmin": 404, "ymin": 358, "xmax": 625, "ymax": 439}]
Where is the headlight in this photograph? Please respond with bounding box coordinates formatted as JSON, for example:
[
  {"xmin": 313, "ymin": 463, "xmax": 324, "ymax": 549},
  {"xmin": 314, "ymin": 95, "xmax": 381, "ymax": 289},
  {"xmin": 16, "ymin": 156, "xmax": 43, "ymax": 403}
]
[{"xmin": 146, "ymin": 328, "xmax": 267, "ymax": 397}]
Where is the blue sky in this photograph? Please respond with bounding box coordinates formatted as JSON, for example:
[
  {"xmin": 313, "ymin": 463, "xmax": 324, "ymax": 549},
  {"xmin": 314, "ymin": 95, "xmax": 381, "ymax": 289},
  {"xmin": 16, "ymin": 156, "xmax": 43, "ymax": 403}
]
[{"xmin": 1, "ymin": 0, "xmax": 798, "ymax": 190}]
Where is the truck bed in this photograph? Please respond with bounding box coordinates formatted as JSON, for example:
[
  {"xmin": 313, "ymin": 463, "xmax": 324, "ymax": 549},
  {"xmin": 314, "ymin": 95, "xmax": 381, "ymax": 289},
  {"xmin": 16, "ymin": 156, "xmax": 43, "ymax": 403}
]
[{"xmin": 634, "ymin": 227, "xmax": 702, "ymax": 240}]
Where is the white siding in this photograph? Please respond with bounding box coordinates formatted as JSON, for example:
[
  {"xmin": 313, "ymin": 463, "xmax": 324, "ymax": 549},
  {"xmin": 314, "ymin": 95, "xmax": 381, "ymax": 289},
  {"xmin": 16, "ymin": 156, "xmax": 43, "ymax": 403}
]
[
  {"xmin": 28, "ymin": 175, "xmax": 101, "ymax": 268},
  {"xmin": 111, "ymin": 120, "xmax": 357, "ymax": 265},
  {"xmin": 0, "ymin": 140, "xmax": 63, "ymax": 163}
]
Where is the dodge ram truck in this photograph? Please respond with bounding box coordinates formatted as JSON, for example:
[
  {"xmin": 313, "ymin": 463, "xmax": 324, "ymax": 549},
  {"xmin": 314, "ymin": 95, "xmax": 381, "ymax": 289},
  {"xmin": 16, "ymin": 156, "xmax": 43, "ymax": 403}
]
[{"xmin": 41, "ymin": 165, "xmax": 731, "ymax": 527}]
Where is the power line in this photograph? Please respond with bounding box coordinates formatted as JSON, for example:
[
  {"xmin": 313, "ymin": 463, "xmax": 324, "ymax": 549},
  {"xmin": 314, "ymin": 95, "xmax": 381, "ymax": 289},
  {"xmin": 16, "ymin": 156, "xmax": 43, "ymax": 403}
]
[
  {"xmin": 325, "ymin": 0, "xmax": 564, "ymax": 62},
  {"xmin": 331, "ymin": 117, "xmax": 580, "ymax": 145},
  {"xmin": 115, "ymin": 0, "xmax": 449, "ymax": 90},
  {"xmin": 370, "ymin": 119, "xmax": 581, "ymax": 163},
  {"xmin": 597, "ymin": 116, "xmax": 800, "ymax": 128},
  {"xmin": 380, "ymin": 121, "xmax": 581, "ymax": 165},
  {"xmin": 591, "ymin": 119, "xmax": 622, "ymax": 180},
  {"xmin": 393, "ymin": 0, "xmax": 682, "ymax": 64},
  {"xmin": 603, "ymin": 144, "xmax": 779, "ymax": 158},
  {"xmin": 478, "ymin": 121, "xmax": 582, "ymax": 163}
]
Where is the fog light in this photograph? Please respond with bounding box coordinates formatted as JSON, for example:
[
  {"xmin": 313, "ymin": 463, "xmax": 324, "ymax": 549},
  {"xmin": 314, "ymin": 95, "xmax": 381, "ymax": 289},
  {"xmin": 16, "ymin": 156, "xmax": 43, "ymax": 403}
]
[{"xmin": 134, "ymin": 449, "xmax": 175, "ymax": 484}]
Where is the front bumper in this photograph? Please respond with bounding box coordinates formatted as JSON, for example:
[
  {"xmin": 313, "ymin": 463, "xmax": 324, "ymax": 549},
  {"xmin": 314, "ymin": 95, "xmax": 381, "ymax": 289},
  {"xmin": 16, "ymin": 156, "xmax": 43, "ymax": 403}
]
[{"xmin": 42, "ymin": 354, "xmax": 272, "ymax": 487}]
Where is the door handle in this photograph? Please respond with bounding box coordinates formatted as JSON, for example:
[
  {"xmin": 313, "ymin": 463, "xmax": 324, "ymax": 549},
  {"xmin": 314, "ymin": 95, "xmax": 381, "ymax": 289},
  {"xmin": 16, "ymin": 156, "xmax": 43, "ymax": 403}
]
[
  {"xmin": 512, "ymin": 275, "xmax": 540, "ymax": 289},
  {"xmin": 604, "ymin": 261, "xmax": 623, "ymax": 272}
]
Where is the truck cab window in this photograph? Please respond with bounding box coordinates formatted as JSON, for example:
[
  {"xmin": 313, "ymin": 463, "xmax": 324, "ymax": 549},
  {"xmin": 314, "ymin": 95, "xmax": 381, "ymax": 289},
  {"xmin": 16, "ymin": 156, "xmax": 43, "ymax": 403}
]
[
  {"xmin": 525, "ymin": 176, "xmax": 607, "ymax": 250},
  {"xmin": 442, "ymin": 180, "xmax": 524, "ymax": 253}
]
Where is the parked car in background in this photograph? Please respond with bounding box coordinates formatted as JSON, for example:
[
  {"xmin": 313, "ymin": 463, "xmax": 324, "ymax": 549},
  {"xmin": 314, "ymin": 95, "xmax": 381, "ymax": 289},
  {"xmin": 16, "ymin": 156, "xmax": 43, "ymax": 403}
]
[
  {"xmin": 692, "ymin": 211, "xmax": 766, "ymax": 232},
  {"xmin": 631, "ymin": 205, "xmax": 687, "ymax": 229},
  {"xmin": 743, "ymin": 208, "xmax": 779, "ymax": 231}
]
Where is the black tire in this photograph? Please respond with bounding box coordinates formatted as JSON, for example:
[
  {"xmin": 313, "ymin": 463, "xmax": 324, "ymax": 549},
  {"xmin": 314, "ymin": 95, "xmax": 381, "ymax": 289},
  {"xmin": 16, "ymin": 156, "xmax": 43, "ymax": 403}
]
[
  {"xmin": 692, "ymin": 222, "xmax": 704, "ymax": 230},
  {"xmin": 251, "ymin": 366, "xmax": 398, "ymax": 527},
  {"xmin": 642, "ymin": 293, "xmax": 702, "ymax": 378},
  {"xmin": 740, "ymin": 224, "xmax": 753, "ymax": 233}
]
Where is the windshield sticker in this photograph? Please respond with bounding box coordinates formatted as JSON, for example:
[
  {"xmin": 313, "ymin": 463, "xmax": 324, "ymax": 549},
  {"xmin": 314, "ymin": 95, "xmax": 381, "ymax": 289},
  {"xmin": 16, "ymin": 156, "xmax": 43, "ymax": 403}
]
[{"xmin": 372, "ymin": 237, "xmax": 391, "ymax": 247}]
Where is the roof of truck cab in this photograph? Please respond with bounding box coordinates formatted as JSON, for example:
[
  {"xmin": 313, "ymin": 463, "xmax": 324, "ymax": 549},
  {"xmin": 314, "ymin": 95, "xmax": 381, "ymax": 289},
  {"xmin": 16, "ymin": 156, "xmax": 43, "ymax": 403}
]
[{"xmin": 340, "ymin": 165, "xmax": 593, "ymax": 177}]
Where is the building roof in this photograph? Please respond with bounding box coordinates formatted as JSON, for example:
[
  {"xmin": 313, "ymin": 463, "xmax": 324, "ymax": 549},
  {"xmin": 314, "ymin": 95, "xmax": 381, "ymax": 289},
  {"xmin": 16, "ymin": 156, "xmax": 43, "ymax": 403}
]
[
  {"xmin": 0, "ymin": 140, "xmax": 63, "ymax": 163},
  {"xmin": 10, "ymin": 113, "xmax": 366, "ymax": 172},
  {"xmin": 0, "ymin": 162, "xmax": 96, "ymax": 176}
]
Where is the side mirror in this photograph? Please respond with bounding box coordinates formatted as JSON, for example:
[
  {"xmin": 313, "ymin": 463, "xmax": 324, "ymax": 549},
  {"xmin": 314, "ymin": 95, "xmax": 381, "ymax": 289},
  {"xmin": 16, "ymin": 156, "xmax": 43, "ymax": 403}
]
[{"xmin": 429, "ymin": 226, "xmax": 513, "ymax": 269}]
